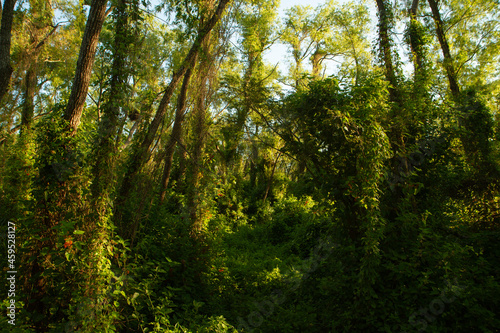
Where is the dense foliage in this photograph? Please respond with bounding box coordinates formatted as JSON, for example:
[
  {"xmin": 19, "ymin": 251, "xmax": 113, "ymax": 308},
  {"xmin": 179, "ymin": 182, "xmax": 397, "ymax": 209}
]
[{"xmin": 1, "ymin": 0, "xmax": 499, "ymax": 331}]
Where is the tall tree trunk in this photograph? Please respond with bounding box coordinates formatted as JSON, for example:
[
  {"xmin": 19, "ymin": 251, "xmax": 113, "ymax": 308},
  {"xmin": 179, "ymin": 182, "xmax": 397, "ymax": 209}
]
[
  {"xmin": 376, "ymin": 0, "xmax": 406, "ymax": 155},
  {"xmin": 20, "ymin": 66, "xmax": 37, "ymax": 132},
  {"xmin": 427, "ymin": 0, "xmax": 460, "ymax": 99},
  {"xmin": 114, "ymin": 0, "xmax": 230, "ymax": 230},
  {"xmin": 121, "ymin": 115, "xmax": 141, "ymax": 149},
  {"xmin": 375, "ymin": 0, "xmax": 401, "ymax": 106},
  {"xmin": 376, "ymin": 0, "xmax": 409, "ymax": 202},
  {"xmin": 92, "ymin": 0, "xmax": 129, "ymax": 207},
  {"xmin": 159, "ymin": 67, "xmax": 193, "ymax": 202},
  {"xmin": 27, "ymin": 1, "xmax": 107, "ymax": 328},
  {"xmin": 311, "ymin": 49, "xmax": 324, "ymax": 79},
  {"xmin": 0, "ymin": 0, "xmax": 17, "ymax": 103},
  {"xmin": 188, "ymin": 76, "xmax": 208, "ymax": 234},
  {"xmin": 176, "ymin": 133, "xmax": 188, "ymax": 190},
  {"xmin": 187, "ymin": 34, "xmax": 215, "ymax": 235},
  {"xmin": 249, "ymin": 138, "xmax": 258, "ymax": 187},
  {"xmin": 408, "ymin": 0, "xmax": 423, "ymax": 74},
  {"xmin": 293, "ymin": 51, "xmax": 303, "ymax": 90},
  {"xmin": 63, "ymin": 0, "xmax": 108, "ymax": 133}
]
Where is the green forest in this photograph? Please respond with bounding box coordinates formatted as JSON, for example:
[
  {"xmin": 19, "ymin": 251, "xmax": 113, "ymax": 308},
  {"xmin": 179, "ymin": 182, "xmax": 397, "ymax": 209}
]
[{"xmin": 1, "ymin": 0, "xmax": 499, "ymax": 331}]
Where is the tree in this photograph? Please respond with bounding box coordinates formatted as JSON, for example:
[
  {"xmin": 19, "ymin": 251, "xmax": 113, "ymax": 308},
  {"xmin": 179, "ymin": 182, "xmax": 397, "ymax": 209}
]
[
  {"xmin": 281, "ymin": 1, "xmax": 372, "ymax": 88},
  {"xmin": 0, "ymin": 0, "xmax": 17, "ymax": 103},
  {"xmin": 407, "ymin": 0, "xmax": 425, "ymax": 75},
  {"xmin": 425, "ymin": 0, "xmax": 500, "ymax": 104},
  {"xmin": 24, "ymin": 0, "xmax": 109, "ymax": 328},
  {"xmin": 92, "ymin": 0, "xmax": 135, "ymax": 208},
  {"xmin": 281, "ymin": 4, "xmax": 318, "ymax": 89},
  {"xmin": 375, "ymin": 0, "xmax": 401, "ymax": 106},
  {"xmin": 426, "ymin": 0, "xmax": 497, "ymax": 174},
  {"xmin": 114, "ymin": 0, "xmax": 231, "ymax": 234},
  {"xmin": 63, "ymin": 0, "xmax": 108, "ymax": 133},
  {"xmin": 159, "ymin": 67, "xmax": 193, "ymax": 201},
  {"xmin": 20, "ymin": 0, "xmax": 55, "ymax": 132},
  {"xmin": 327, "ymin": 1, "xmax": 372, "ymax": 85},
  {"xmin": 187, "ymin": 48, "xmax": 213, "ymax": 234},
  {"xmin": 427, "ymin": 0, "xmax": 460, "ymax": 99},
  {"xmin": 218, "ymin": 0, "xmax": 279, "ymax": 182}
]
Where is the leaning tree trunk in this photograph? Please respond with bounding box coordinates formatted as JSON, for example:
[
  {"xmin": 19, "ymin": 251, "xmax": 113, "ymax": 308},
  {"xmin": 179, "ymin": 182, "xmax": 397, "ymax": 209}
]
[
  {"xmin": 428, "ymin": 0, "xmax": 494, "ymax": 174},
  {"xmin": 0, "ymin": 0, "xmax": 17, "ymax": 103},
  {"xmin": 63, "ymin": 0, "xmax": 108, "ymax": 133},
  {"xmin": 114, "ymin": 0, "xmax": 231, "ymax": 231},
  {"xmin": 427, "ymin": 0, "xmax": 460, "ymax": 99},
  {"xmin": 175, "ymin": 132, "xmax": 188, "ymax": 191},
  {"xmin": 159, "ymin": 67, "xmax": 194, "ymax": 202}
]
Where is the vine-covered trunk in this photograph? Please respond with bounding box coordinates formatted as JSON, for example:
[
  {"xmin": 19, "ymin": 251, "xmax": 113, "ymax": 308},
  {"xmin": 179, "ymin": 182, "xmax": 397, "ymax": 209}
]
[
  {"xmin": 114, "ymin": 0, "xmax": 231, "ymax": 231},
  {"xmin": 311, "ymin": 49, "xmax": 324, "ymax": 79},
  {"xmin": 187, "ymin": 37, "xmax": 214, "ymax": 235},
  {"xmin": 21, "ymin": 67, "xmax": 37, "ymax": 132},
  {"xmin": 0, "ymin": 0, "xmax": 17, "ymax": 103},
  {"xmin": 408, "ymin": 0, "xmax": 423, "ymax": 74},
  {"xmin": 92, "ymin": 0, "xmax": 130, "ymax": 206},
  {"xmin": 160, "ymin": 67, "xmax": 193, "ymax": 202},
  {"xmin": 375, "ymin": 0, "xmax": 400, "ymax": 106},
  {"xmin": 26, "ymin": 0, "xmax": 108, "ymax": 329}
]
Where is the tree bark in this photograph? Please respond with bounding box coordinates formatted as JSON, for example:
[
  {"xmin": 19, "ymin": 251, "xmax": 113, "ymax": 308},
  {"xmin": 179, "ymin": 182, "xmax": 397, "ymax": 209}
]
[
  {"xmin": 92, "ymin": 0, "xmax": 129, "ymax": 205},
  {"xmin": 120, "ymin": 116, "xmax": 141, "ymax": 150},
  {"xmin": 187, "ymin": 24, "xmax": 217, "ymax": 233},
  {"xmin": 311, "ymin": 49, "xmax": 325, "ymax": 79},
  {"xmin": 63, "ymin": 0, "xmax": 108, "ymax": 133},
  {"xmin": 427, "ymin": 0, "xmax": 460, "ymax": 99},
  {"xmin": 20, "ymin": 67, "xmax": 37, "ymax": 132},
  {"xmin": 159, "ymin": 67, "xmax": 193, "ymax": 202},
  {"xmin": 175, "ymin": 133, "xmax": 188, "ymax": 190},
  {"xmin": 249, "ymin": 138, "xmax": 258, "ymax": 187},
  {"xmin": 188, "ymin": 72, "xmax": 208, "ymax": 234},
  {"xmin": 408, "ymin": 0, "xmax": 423, "ymax": 74},
  {"xmin": 114, "ymin": 0, "xmax": 231, "ymax": 228},
  {"xmin": 376, "ymin": 0, "xmax": 410, "ymax": 196},
  {"xmin": 375, "ymin": 0, "xmax": 401, "ymax": 106},
  {"xmin": 0, "ymin": 0, "xmax": 17, "ymax": 103}
]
